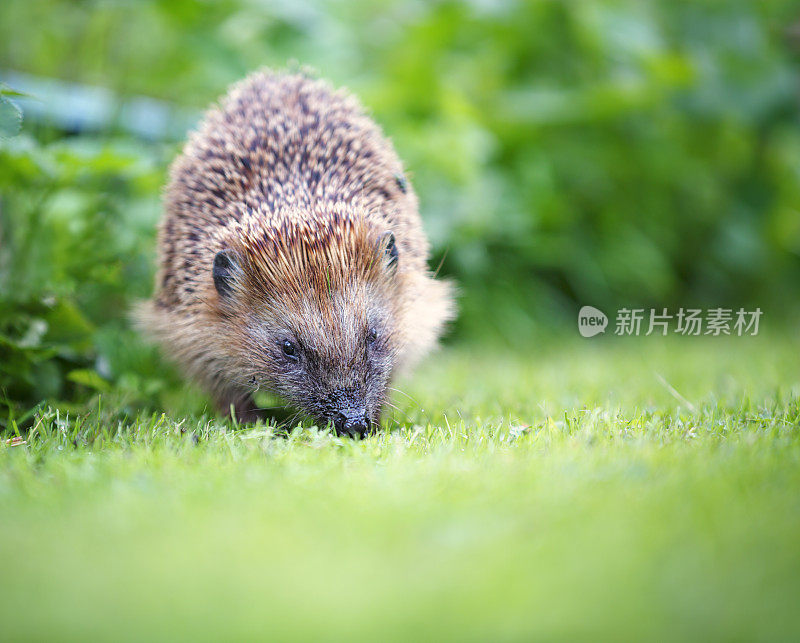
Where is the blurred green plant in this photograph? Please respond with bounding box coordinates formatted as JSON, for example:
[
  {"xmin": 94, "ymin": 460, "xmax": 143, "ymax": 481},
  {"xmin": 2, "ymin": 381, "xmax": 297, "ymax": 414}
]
[
  {"xmin": 0, "ymin": 84, "xmax": 25, "ymax": 138},
  {"xmin": 0, "ymin": 0, "xmax": 799, "ymax": 421},
  {"xmin": 0, "ymin": 134, "xmax": 181, "ymax": 425}
]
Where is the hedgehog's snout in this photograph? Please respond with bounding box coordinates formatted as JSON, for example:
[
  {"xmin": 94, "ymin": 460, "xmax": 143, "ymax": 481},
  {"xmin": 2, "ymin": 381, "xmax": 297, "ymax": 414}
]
[
  {"xmin": 320, "ymin": 388, "xmax": 372, "ymax": 438},
  {"xmin": 333, "ymin": 408, "xmax": 371, "ymax": 438}
]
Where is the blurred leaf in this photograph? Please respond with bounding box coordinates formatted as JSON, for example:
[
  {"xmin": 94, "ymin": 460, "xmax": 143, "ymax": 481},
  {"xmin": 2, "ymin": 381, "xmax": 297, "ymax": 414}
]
[
  {"xmin": 67, "ymin": 369, "xmax": 110, "ymax": 392},
  {"xmin": 0, "ymin": 96, "xmax": 22, "ymax": 138},
  {"xmin": 0, "ymin": 83, "xmax": 30, "ymax": 98}
]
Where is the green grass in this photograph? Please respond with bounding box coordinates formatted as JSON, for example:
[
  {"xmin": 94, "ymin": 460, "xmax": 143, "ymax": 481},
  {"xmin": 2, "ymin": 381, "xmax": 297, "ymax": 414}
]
[{"xmin": 2, "ymin": 333, "xmax": 800, "ymax": 641}]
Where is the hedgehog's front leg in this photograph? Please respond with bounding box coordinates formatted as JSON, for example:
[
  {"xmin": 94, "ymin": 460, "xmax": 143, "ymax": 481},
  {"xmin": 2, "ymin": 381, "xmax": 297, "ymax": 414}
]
[{"xmin": 214, "ymin": 390, "xmax": 264, "ymax": 425}]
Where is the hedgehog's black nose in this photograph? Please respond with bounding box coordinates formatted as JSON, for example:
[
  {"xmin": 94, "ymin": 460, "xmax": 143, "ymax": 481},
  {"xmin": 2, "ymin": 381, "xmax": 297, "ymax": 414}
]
[{"xmin": 334, "ymin": 409, "xmax": 370, "ymax": 438}]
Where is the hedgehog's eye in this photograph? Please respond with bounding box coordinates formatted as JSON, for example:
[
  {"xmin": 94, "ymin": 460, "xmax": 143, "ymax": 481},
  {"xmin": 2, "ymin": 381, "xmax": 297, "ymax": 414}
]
[
  {"xmin": 281, "ymin": 340, "xmax": 299, "ymax": 360},
  {"xmin": 366, "ymin": 328, "xmax": 378, "ymax": 345}
]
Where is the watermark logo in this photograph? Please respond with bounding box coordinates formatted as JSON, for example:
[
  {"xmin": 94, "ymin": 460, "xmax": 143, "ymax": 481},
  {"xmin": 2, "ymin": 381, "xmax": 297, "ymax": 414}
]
[
  {"xmin": 578, "ymin": 306, "xmax": 608, "ymax": 337},
  {"xmin": 578, "ymin": 307, "xmax": 762, "ymax": 337}
]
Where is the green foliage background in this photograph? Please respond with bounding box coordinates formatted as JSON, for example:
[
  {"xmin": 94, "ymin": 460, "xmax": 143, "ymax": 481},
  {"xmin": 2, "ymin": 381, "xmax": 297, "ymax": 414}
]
[{"xmin": 1, "ymin": 0, "xmax": 799, "ymax": 423}]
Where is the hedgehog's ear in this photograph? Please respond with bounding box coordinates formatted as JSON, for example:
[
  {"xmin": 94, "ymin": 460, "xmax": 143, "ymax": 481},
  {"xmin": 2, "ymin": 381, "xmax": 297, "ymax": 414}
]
[
  {"xmin": 380, "ymin": 231, "xmax": 399, "ymax": 275},
  {"xmin": 213, "ymin": 249, "xmax": 240, "ymax": 298}
]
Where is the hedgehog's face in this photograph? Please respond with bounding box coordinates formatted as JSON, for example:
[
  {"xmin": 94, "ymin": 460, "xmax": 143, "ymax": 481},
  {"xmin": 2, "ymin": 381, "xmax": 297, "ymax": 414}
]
[
  {"xmin": 212, "ymin": 226, "xmax": 401, "ymax": 437},
  {"xmin": 255, "ymin": 283, "xmax": 398, "ymax": 437}
]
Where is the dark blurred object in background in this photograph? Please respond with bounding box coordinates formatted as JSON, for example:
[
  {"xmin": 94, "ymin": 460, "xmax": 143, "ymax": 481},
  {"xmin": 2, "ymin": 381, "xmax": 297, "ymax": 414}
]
[{"xmin": 1, "ymin": 0, "xmax": 798, "ymax": 422}]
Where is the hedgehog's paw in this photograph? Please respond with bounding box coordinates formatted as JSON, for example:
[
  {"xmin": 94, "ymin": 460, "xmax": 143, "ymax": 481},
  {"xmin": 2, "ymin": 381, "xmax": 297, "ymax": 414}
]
[{"xmin": 215, "ymin": 391, "xmax": 264, "ymax": 425}]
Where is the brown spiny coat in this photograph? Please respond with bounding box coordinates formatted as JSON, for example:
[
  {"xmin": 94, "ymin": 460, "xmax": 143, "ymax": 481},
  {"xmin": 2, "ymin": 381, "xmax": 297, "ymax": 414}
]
[{"xmin": 138, "ymin": 70, "xmax": 454, "ymax": 434}]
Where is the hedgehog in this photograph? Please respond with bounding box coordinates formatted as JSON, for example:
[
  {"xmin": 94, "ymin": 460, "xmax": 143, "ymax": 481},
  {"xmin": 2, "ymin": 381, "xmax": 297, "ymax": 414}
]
[{"xmin": 137, "ymin": 70, "xmax": 455, "ymax": 437}]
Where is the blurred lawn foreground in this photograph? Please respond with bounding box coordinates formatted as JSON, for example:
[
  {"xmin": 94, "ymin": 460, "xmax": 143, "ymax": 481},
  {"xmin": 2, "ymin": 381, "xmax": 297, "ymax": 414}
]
[{"xmin": 2, "ymin": 335, "xmax": 800, "ymax": 640}]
